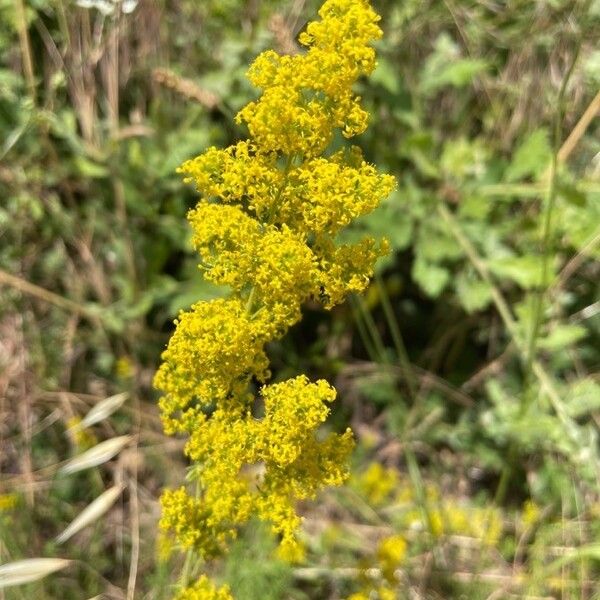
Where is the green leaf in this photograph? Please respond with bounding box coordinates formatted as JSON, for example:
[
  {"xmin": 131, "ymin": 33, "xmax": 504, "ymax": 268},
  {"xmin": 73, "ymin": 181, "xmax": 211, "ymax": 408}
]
[
  {"xmin": 399, "ymin": 132, "xmax": 440, "ymax": 179},
  {"xmin": 432, "ymin": 58, "xmax": 489, "ymax": 90},
  {"xmin": 557, "ymin": 179, "xmax": 587, "ymax": 207},
  {"xmin": 505, "ymin": 128, "xmax": 551, "ymax": 182},
  {"xmin": 538, "ymin": 324, "xmax": 587, "ymax": 351},
  {"xmin": 421, "ymin": 34, "xmax": 488, "ymax": 94},
  {"xmin": 371, "ymin": 58, "xmax": 400, "ymax": 94},
  {"xmin": 74, "ymin": 156, "xmax": 109, "ymax": 179},
  {"xmin": 441, "ymin": 137, "xmax": 489, "ymax": 182},
  {"xmin": 455, "ymin": 272, "xmax": 493, "ymax": 313},
  {"xmin": 412, "ymin": 257, "xmax": 450, "ymax": 297},
  {"xmin": 416, "ymin": 224, "xmax": 462, "ymax": 262},
  {"xmin": 488, "ymin": 256, "xmax": 548, "ymax": 289},
  {"xmin": 565, "ymin": 379, "xmax": 600, "ymax": 419}
]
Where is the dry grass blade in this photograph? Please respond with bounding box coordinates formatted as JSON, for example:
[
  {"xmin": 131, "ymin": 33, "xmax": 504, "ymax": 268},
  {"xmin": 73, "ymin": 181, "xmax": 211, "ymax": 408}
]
[
  {"xmin": 0, "ymin": 558, "xmax": 71, "ymax": 589},
  {"xmin": 58, "ymin": 436, "xmax": 132, "ymax": 475},
  {"xmin": 56, "ymin": 484, "xmax": 125, "ymax": 544},
  {"xmin": 71, "ymin": 392, "xmax": 129, "ymax": 431}
]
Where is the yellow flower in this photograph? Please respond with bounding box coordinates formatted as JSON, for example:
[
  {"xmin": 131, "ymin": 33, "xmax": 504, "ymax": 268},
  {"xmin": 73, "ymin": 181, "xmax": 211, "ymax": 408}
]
[
  {"xmin": 378, "ymin": 534, "xmax": 407, "ymax": 567},
  {"xmin": 115, "ymin": 355, "xmax": 133, "ymax": 379},
  {"xmin": 446, "ymin": 504, "xmax": 470, "ymax": 534},
  {"xmin": 174, "ymin": 576, "xmax": 233, "ymax": 600},
  {"xmin": 66, "ymin": 416, "xmax": 97, "ymax": 449},
  {"xmin": 354, "ymin": 462, "xmax": 399, "ymax": 506},
  {"xmin": 0, "ymin": 493, "xmax": 18, "ymax": 512},
  {"xmin": 428, "ymin": 508, "xmax": 444, "ymax": 537},
  {"xmin": 471, "ymin": 507, "xmax": 503, "ymax": 547},
  {"xmin": 155, "ymin": 0, "xmax": 394, "ymax": 590},
  {"xmin": 522, "ymin": 499, "xmax": 540, "ymax": 528},
  {"xmin": 156, "ymin": 530, "xmax": 174, "ymax": 563},
  {"xmin": 377, "ymin": 587, "xmax": 397, "ymax": 600}
]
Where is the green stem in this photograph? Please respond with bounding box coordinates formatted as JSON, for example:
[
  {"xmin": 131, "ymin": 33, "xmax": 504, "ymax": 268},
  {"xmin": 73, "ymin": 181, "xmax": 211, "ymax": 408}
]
[
  {"xmin": 353, "ymin": 290, "xmax": 438, "ymax": 544},
  {"xmin": 526, "ymin": 36, "xmax": 583, "ymax": 374},
  {"xmin": 355, "ymin": 295, "xmax": 388, "ymax": 364},
  {"xmin": 375, "ymin": 272, "xmax": 418, "ymax": 401},
  {"xmin": 350, "ymin": 297, "xmax": 379, "ymax": 362},
  {"xmin": 13, "ymin": 0, "xmax": 36, "ymax": 103}
]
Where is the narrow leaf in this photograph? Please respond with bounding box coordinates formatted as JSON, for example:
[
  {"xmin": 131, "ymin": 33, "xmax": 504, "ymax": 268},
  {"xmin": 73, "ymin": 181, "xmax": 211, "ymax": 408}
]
[
  {"xmin": 0, "ymin": 558, "xmax": 71, "ymax": 589},
  {"xmin": 59, "ymin": 436, "xmax": 131, "ymax": 475},
  {"xmin": 56, "ymin": 485, "xmax": 125, "ymax": 544}
]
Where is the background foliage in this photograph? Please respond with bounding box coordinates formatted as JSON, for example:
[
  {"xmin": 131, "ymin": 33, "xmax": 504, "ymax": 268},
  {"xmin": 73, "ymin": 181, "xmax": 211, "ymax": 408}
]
[{"xmin": 1, "ymin": 0, "xmax": 599, "ymax": 598}]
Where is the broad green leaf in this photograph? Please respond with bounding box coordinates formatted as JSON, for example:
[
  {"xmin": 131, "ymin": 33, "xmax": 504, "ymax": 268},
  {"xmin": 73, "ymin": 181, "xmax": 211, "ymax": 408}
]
[
  {"xmin": 421, "ymin": 35, "xmax": 488, "ymax": 94},
  {"xmin": 371, "ymin": 58, "xmax": 400, "ymax": 94},
  {"xmin": 416, "ymin": 224, "xmax": 462, "ymax": 262},
  {"xmin": 412, "ymin": 258, "xmax": 449, "ymax": 297},
  {"xmin": 557, "ymin": 179, "xmax": 586, "ymax": 207},
  {"xmin": 538, "ymin": 324, "xmax": 587, "ymax": 352},
  {"xmin": 441, "ymin": 137, "xmax": 489, "ymax": 182},
  {"xmin": 505, "ymin": 128, "xmax": 551, "ymax": 182},
  {"xmin": 488, "ymin": 256, "xmax": 549, "ymax": 289},
  {"xmin": 455, "ymin": 272, "xmax": 493, "ymax": 313},
  {"xmin": 566, "ymin": 379, "xmax": 600, "ymax": 418}
]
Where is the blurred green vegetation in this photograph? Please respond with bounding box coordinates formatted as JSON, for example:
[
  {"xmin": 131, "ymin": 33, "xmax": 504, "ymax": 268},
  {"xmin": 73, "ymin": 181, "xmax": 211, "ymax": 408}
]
[{"xmin": 1, "ymin": 0, "xmax": 599, "ymax": 598}]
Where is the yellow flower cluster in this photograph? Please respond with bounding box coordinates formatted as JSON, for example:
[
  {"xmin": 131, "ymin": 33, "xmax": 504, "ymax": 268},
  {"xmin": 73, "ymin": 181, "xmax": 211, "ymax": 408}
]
[
  {"xmin": 352, "ymin": 462, "xmax": 400, "ymax": 505},
  {"xmin": 174, "ymin": 576, "xmax": 233, "ymax": 600},
  {"xmin": 154, "ymin": 0, "xmax": 394, "ymax": 590},
  {"xmin": 348, "ymin": 589, "xmax": 395, "ymax": 600},
  {"xmin": 348, "ymin": 534, "xmax": 407, "ymax": 600},
  {"xmin": 377, "ymin": 534, "xmax": 407, "ymax": 579},
  {"xmin": 403, "ymin": 501, "xmax": 503, "ymax": 546},
  {"xmin": 0, "ymin": 493, "xmax": 19, "ymax": 512},
  {"xmin": 234, "ymin": 0, "xmax": 383, "ymax": 156}
]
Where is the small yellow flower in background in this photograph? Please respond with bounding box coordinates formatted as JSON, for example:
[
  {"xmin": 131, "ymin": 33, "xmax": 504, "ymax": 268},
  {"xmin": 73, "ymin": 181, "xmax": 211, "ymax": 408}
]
[
  {"xmin": 115, "ymin": 355, "xmax": 133, "ymax": 379},
  {"xmin": 548, "ymin": 576, "xmax": 568, "ymax": 593},
  {"xmin": 522, "ymin": 499, "xmax": 541, "ymax": 528},
  {"xmin": 471, "ymin": 507, "xmax": 503, "ymax": 547},
  {"xmin": 424, "ymin": 484, "xmax": 439, "ymax": 502},
  {"xmin": 354, "ymin": 462, "xmax": 399, "ymax": 506},
  {"xmin": 395, "ymin": 484, "xmax": 414, "ymax": 505},
  {"xmin": 156, "ymin": 530, "xmax": 174, "ymax": 563},
  {"xmin": 174, "ymin": 575, "xmax": 233, "ymax": 600},
  {"xmin": 446, "ymin": 504, "xmax": 470, "ymax": 534},
  {"xmin": 376, "ymin": 586, "xmax": 397, "ymax": 600},
  {"xmin": 377, "ymin": 534, "xmax": 407, "ymax": 581},
  {"xmin": 0, "ymin": 493, "xmax": 19, "ymax": 512},
  {"xmin": 349, "ymin": 583, "xmax": 398, "ymax": 600},
  {"xmin": 65, "ymin": 416, "xmax": 98, "ymax": 450},
  {"xmin": 428, "ymin": 508, "xmax": 444, "ymax": 537}
]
